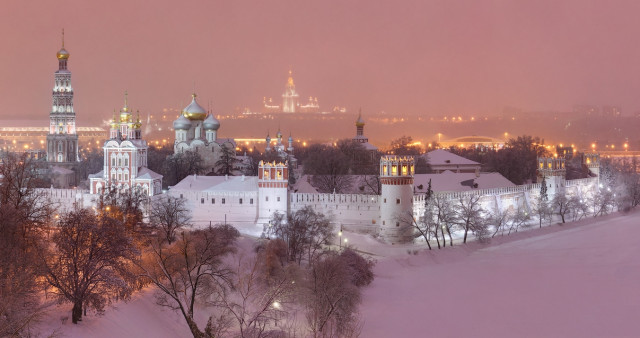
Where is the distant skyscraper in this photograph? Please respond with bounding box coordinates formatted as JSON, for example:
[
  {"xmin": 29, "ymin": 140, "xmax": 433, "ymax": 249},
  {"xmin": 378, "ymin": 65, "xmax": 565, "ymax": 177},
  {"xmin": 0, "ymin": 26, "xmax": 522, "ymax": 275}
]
[
  {"xmin": 263, "ymin": 70, "xmax": 319, "ymax": 113},
  {"xmin": 47, "ymin": 30, "xmax": 79, "ymax": 164},
  {"xmin": 282, "ymin": 70, "xmax": 299, "ymax": 113}
]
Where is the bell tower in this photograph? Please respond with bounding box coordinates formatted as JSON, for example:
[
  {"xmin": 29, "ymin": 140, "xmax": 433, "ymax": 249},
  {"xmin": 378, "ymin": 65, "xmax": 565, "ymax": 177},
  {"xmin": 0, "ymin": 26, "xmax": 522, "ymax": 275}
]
[{"xmin": 46, "ymin": 29, "xmax": 79, "ymax": 164}]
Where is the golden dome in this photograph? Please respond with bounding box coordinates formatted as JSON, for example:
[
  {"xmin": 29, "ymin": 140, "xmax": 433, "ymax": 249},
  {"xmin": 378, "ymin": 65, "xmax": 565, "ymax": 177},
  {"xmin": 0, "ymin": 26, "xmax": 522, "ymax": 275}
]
[
  {"xmin": 182, "ymin": 93, "xmax": 207, "ymax": 120},
  {"xmin": 57, "ymin": 48, "xmax": 70, "ymax": 59},
  {"xmin": 355, "ymin": 111, "xmax": 365, "ymax": 127}
]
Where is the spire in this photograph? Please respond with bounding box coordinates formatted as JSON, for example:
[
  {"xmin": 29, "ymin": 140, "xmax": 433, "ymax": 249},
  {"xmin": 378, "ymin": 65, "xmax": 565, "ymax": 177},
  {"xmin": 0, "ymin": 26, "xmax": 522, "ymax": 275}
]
[
  {"xmin": 123, "ymin": 91, "xmax": 129, "ymax": 112},
  {"xmin": 61, "ymin": 28, "xmax": 65, "ymax": 48}
]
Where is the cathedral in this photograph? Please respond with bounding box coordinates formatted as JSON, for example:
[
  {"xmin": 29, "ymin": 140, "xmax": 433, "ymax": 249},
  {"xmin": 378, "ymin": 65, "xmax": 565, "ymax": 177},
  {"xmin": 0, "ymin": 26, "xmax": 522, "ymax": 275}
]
[
  {"xmin": 173, "ymin": 93, "xmax": 238, "ymax": 175},
  {"xmin": 89, "ymin": 93, "xmax": 162, "ymax": 196},
  {"xmin": 47, "ymin": 30, "xmax": 79, "ymax": 165}
]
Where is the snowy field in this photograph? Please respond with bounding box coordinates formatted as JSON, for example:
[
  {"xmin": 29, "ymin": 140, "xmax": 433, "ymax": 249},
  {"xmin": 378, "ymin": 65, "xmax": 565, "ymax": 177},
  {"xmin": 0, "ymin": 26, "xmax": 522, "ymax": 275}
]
[
  {"xmin": 36, "ymin": 211, "xmax": 640, "ymax": 337},
  {"xmin": 361, "ymin": 211, "xmax": 640, "ymax": 337}
]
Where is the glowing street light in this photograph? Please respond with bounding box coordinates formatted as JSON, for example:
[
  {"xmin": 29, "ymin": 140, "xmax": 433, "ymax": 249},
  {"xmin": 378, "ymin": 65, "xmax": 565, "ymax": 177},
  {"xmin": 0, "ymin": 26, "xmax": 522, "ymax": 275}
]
[{"xmin": 624, "ymin": 143, "xmax": 629, "ymax": 151}]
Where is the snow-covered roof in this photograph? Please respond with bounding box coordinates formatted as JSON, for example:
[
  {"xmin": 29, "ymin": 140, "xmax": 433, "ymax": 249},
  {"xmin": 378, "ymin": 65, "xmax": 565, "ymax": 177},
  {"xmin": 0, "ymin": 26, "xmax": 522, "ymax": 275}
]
[
  {"xmin": 424, "ymin": 149, "xmax": 479, "ymax": 166},
  {"xmin": 136, "ymin": 167, "xmax": 163, "ymax": 180},
  {"xmin": 171, "ymin": 175, "xmax": 258, "ymax": 193},
  {"xmin": 88, "ymin": 170, "xmax": 104, "ymax": 179},
  {"xmin": 51, "ymin": 166, "xmax": 74, "ymax": 175},
  {"xmin": 292, "ymin": 175, "xmax": 320, "ymax": 193},
  {"xmin": 413, "ymin": 171, "xmax": 515, "ymax": 193}
]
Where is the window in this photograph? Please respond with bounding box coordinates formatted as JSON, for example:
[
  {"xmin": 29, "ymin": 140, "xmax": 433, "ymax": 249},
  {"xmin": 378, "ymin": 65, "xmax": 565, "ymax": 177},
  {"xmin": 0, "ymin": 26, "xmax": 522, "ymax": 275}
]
[
  {"xmin": 212, "ymin": 198, "xmax": 215, "ymax": 204},
  {"xmin": 384, "ymin": 198, "xmax": 387, "ymax": 203},
  {"xmin": 277, "ymin": 197, "xmax": 280, "ymax": 202},
  {"xmin": 180, "ymin": 194, "xmax": 183, "ymax": 198},
  {"xmin": 239, "ymin": 198, "xmax": 243, "ymax": 204},
  {"xmin": 396, "ymin": 222, "xmax": 400, "ymax": 227},
  {"xmin": 201, "ymin": 198, "xmax": 204, "ymax": 204},
  {"xmin": 222, "ymin": 198, "xmax": 226, "ymax": 204},
  {"xmin": 111, "ymin": 157, "xmax": 116, "ymax": 167},
  {"xmin": 383, "ymin": 221, "xmax": 386, "ymax": 225},
  {"xmin": 396, "ymin": 198, "xmax": 400, "ymax": 204},
  {"xmin": 266, "ymin": 196, "xmax": 269, "ymax": 202},
  {"xmin": 124, "ymin": 156, "xmax": 129, "ymax": 167},
  {"xmin": 250, "ymin": 198, "xmax": 253, "ymax": 205}
]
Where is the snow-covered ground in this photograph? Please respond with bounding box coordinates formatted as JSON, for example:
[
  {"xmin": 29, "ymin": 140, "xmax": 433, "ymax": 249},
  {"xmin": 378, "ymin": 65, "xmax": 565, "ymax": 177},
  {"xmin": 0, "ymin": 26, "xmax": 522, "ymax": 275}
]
[
  {"xmin": 35, "ymin": 211, "xmax": 640, "ymax": 337},
  {"xmin": 361, "ymin": 211, "xmax": 640, "ymax": 337}
]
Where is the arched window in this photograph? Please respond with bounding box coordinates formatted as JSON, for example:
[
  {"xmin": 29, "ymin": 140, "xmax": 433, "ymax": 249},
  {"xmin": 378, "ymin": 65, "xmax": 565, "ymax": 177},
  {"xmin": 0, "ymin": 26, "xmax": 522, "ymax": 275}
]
[
  {"xmin": 123, "ymin": 154, "xmax": 129, "ymax": 167},
  {"xmin": 111, "ymin": 154, "xmax": 117, "ymax": 167}
]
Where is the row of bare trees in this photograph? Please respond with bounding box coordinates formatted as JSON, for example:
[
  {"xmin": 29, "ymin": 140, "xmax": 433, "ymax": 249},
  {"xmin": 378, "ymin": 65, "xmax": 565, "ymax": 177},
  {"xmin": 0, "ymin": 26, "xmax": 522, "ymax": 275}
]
[{"xmin": 408, "ymin": 168, "xmax": 640, "ymax": 250}]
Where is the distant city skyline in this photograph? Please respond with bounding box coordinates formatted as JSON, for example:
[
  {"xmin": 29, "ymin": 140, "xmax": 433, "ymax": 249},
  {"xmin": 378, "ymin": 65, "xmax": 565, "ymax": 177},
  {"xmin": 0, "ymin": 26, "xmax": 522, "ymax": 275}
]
[{"xmin": 3, "ymin": 0, "xmax": 640, "ymax": 125}]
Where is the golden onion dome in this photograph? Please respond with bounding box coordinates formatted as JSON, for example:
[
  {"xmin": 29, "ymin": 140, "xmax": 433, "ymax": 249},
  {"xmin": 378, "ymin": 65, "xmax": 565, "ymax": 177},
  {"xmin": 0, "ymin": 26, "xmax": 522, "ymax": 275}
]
[
  {"xmin": 57, "ymin": 48, "xmax": 70, "ymax": 60},
  {"xmin": 182, "ymin": 93, "xmax": 207, "ymax": 120},
  {"xmin": 355, "ymin": 111, "xmax": 365, "ymax": 127}
]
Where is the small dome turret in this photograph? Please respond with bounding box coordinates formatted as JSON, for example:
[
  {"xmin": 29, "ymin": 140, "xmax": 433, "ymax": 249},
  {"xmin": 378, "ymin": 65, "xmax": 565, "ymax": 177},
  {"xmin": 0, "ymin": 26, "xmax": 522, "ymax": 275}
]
[
  {"xmin": 355, "ymin": 111, "xmax": 365, "ymax": 127},
  {"xmin": 57, "ymin": 48, "xmax": 70, "ymax": 60},
  {"xmin": 182, "ymin": 93, "xmax": 207, "ymax": 120},
  {"xmin": 203, "ymin": 113, "xmax": 220, "ymax": 131},
  {"xmin": 173, "ymin": 115, "xmax": 192, "ymax": 130}
]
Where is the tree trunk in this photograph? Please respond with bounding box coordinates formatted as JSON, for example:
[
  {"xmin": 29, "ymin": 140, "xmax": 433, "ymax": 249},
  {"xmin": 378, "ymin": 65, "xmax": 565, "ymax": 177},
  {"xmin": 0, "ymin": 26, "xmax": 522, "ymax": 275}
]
[
  {"xmin": 463, "ymin": 223, "xmax": 469, "ymax": 243},
  {"xmin": 72, "ymin": 301, "xmax": 82, "ymax": 324},
  {"xmin": 186, "ymin": 316, "xmax": 205, "ymax": 338}
]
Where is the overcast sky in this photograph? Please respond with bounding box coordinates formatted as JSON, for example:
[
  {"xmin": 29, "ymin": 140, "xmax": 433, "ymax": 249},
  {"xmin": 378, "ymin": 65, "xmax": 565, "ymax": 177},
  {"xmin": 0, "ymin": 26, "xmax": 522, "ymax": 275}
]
[{"xmin": 3, "ymin": 0, "xmax": 640, "ymax": 124}]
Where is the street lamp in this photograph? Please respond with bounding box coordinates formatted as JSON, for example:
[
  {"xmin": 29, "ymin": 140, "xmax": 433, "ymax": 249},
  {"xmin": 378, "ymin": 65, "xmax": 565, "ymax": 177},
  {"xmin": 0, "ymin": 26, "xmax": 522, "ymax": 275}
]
[{"xmin": 338, "ymin": 224, "xmax": 343, "ymax": 249}]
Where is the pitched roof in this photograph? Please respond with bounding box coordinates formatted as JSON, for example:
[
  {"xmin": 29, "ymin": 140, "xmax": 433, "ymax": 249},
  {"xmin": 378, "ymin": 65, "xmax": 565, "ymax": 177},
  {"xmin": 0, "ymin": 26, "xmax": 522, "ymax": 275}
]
[
  {"xmin": 424, "ymin": 149, "xmax": 480, "ymax": 166},
  {"xmin": 413, "ymin": 172, "xmax": 515, "ymax": 193},
  {"xmin": 136, "ymin": 167, "xmax": 163, "ymax": 180},
  {"xmin": 171, "ymin": 175, "xmax": 258, "ymax": 193}
]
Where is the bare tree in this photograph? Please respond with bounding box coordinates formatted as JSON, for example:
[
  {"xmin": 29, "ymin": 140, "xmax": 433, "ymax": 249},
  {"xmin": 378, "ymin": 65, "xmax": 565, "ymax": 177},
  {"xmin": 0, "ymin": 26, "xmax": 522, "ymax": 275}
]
[
  {"xmin": 263, "ymin": 207, "xmax": 334, "ymax": 265},
  {"xmin": 218, "ymin": 253, "xmax": 299, "ymax": 337},
  {"xmin": 506, "ymin": 204, "xmax": 530, "ymax": 234},
  {"xmin": 489, "ymin": 208, "xmax": 512, "ymax": 237},
  {"xmin": 97, "ymin": 186, "xmax": 147, "ymax": 231},
  {"xmin": 304, "ymin": 145, "xmax": 353, "ymax": 193},
  {"xmin": 149, "ymin": 195, "xmax": 192, "ymax": 244},
  {"xmin": 434, "ymin": 196, "xmax": 456, "ymax": 246},
  {"xmin": 552, "ymin": 192, "xmax": 571, "ymax": 224},
  {"xmin": 42, "ymin": 208, "xmax": 138, "ymax": 324},
  {"xmin": 163, "ymin": 150, "xmax": 205, "ymax": 186},
  {"xmin": 569, "ymin": 194, "xmax": 589, "ymax": 221},
  {"xmin": 454, "ymin": 195, "xmax": 485, "ymax": 243},
  {"xmin": 137, "ymin": 224, "xmax": 239, "ymax": 338},
  {"xmin": 0, "ymin": 152, "xmax": 53, "ymax": 336},
  {"xmin": 531, "ymin": 194, "xmax": 551, "ymax": 228},
  {"xmin": 304, "ymin": 253, "xmax": 364, "ymax": 338}
]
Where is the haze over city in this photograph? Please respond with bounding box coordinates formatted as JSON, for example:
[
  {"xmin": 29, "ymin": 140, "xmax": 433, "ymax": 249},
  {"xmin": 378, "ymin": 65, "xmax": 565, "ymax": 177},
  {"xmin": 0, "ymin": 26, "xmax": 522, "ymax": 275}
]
[{"xmin": 4, "ymin": 0, "xmax": 640, "ymax": 128}]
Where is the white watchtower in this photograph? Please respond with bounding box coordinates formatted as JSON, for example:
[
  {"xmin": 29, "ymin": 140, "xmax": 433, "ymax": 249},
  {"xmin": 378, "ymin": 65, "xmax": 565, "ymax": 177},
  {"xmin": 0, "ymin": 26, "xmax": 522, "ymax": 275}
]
[
  {"xmin": 537, "ymin": 157, "xmax": 566, "ymax": 199},
  {"xmin": 379, "ymin": 155, "xmax": 415, "ymax": 243},
  {"xmin": 257, "ymin": 160, "xmax": 289, "ymax": 225}
]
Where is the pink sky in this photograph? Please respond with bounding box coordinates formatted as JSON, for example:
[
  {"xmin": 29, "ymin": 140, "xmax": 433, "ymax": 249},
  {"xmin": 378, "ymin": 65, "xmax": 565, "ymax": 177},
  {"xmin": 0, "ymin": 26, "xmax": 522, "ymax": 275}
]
[{"xmin": 3, "ymin": 0, "xmax": 640, "ymax": 125}]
